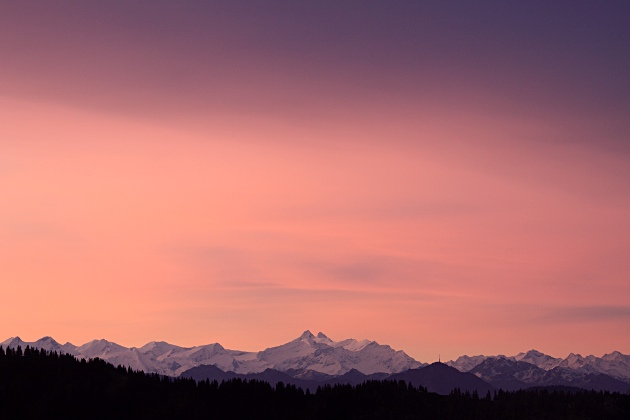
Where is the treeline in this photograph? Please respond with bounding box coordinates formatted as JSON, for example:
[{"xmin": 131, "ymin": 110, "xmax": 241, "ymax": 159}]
[{"xmin": 1, "ymin": 345, "xmax": 629, "ymax": 419}]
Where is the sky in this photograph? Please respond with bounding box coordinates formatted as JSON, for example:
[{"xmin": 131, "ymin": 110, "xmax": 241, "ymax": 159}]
[{"xmin": 1, "ymin": 1, "xmax": 629, "ymax": 362}]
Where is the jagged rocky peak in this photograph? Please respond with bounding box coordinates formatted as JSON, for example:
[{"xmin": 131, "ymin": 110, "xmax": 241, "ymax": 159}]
[
  {"xmin": 139, "ymin": 341, "xmax": 183, "ymax": 355},
  {"xmin": 564, "ymin": 353, "xmax": 584, "ymax": 362},
  {"xmin": 1, "ymin": 337, "xmax": 25, "ymax": 348},
  {"xmin": 4, "ymin": 334, "xmax": 628, "ymax": 384},
  {"xmin": 515, "ymin": 349, "xmax": 543, "ymax": 359},
  {"xmin": 602, "ymin": 351, "xmax": 626, "ymax": 360},
  {"xmin": 209, "ymin": 342, "xmax": 226, "ymax": 350},
  {"xmin": 298, "ymin": 330, "xmax": 315, "ymax": 340},
  {"xmin": 33, "ymin": 336, "xmax": 66, "ymax": 351}
]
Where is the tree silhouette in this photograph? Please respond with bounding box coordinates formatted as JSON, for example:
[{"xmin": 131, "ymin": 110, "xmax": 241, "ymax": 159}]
[{"xmin": 1, "ymin": 345, "xmax": 629, "ymax": 419}]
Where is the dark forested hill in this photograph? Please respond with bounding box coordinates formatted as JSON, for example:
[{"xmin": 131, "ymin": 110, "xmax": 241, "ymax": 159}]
[
  {"xmin": 387, "ymin": 362, "xmax": 495, "ymax": 395},
  {"xmin": 1, "ymin": 345, "xmax": 629, "ymax": 419}
]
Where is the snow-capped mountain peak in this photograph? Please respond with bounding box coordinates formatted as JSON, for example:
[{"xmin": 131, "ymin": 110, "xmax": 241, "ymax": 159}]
[
  {"xmin": 298, "ymin": 330, "xmax": 315, "ymax": 340},
  {"xmin": 1, "ymin": 336, "xmax": 27, "ymax": 349},
  {"xmin": 334, "ymin": 338, "xmax": 373, "ymax": 352},
  {"xmin": 3, "ymin": 334, "xmax": 627, "ymax": 384},
  {"xmin": 77, "ymin": 339, "xmax": 128, "ymax": 359},
  {"xmin": 512, "ymin": 349, "xmax": 563, "ymax": 370},
  {"xmin": 139, "ymin": 341, "xmax": 187, "ymax": 358},
  {"xmin": 31, "ymin": 336, "xmax": 78, "ymax": 355},
  {"xmin": 445, "ymin": 354, "xmax": 490, "ymax": 372},
  {"xmin": 257, "ymin": 332, "xmax": 422, "ymax": 375},
  {"xmin": 34, "ymin": 336, "xmax": 59, "ymax": 348},
  {"xmin": 602, "ymin": 351, "xmax": 626, "ymax": 362},
  {"xmin": 561, "ymin": 353, "xmax": 586, "ymax": 369},
  {"xmin": 514, "ymin": 349, "xmax": 543, "ymax": 360},
  {"xmin": 314, "ymin": 332, "xmax": 335, "ymax": 345}
]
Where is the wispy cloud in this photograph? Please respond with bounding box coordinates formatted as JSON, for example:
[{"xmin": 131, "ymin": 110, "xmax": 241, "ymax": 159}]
[{"xmin": 540, "ymin": 306, "xmax": 630, "ymax": 324}]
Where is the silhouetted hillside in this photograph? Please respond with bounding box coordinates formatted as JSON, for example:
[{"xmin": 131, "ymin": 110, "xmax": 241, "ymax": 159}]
[
  {"xmin": 181, "ymin": 365, "xmax": 316, "ymax": 391},
  {"xmin": 388, "ymin": 362, "xmax": 495, "ymax": 395},
  {"xmin": 2, "ymin": 345, "xmax": 630, "ymax": 419}
]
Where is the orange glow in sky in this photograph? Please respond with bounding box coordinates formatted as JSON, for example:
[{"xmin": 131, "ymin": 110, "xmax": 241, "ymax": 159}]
[{"xmin": 1, "ymin": 2, "xmax": 629, "ymax": 361}]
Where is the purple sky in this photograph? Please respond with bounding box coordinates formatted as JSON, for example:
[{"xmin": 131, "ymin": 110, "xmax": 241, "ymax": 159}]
[{"xmin": 1, "ymin": 1, "xmax": 629, "ymax": 360}]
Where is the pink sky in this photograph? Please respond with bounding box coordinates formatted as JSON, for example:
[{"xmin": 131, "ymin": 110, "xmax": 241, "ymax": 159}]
[{"xmin": 1, "ymin": 2, "xmax": 629, "ymax": 361}]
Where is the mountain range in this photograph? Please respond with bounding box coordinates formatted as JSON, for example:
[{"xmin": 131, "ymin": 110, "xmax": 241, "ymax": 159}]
[
  {"xmin": 448, "ymin": 350, "xmax": 630, "ymax": 393},
  {"xmin": 2, "ymin": 332, "xmax": 629, "ymax": 394},
  {"xmin": 0, "ymin": 331, "xmax": 421, "ymax": 377}
]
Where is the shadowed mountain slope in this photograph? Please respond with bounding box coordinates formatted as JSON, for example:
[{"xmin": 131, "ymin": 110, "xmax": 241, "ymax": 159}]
[{"xmin": 387, "ymin": 362, "xmax": 495, "ymax": 395}]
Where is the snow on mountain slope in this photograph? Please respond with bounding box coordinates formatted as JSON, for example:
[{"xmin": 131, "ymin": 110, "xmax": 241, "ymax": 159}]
[
  {"xmin": 558, "ymin": 353, "xmax": 589, "ymax": 370},
  {"xmin": 468, "ymin": 357, "xmax": 547, "ymax": 390},
  {"xmin": 1, "ymin": 337, "xmax": 28, "ymax": 350},
  {"xmin": 256, "ymin": 330, "xmax": 422, "ymax": 375},
  {"xmin": 313, "ymin": 331, "xmax": 335, "ymax": 346},
  {"xmin": 1, "ymin": 336, "xmax": 79, "ymax": 356},
  {"xmin": 3, "ymin": 334, "xmax": 627, "ymax": 382},
  {"xmin": 537, "ymin": 366, "xmax": 630, "ymax": 392},
  {"xmin": 106, "ymin": 347, "xmax": 161, "ymax": 373},
  {"xmin": 0, "ymin": 337, "xmax": 77, "ymax": 355},
  {"xmin": 468, "ymin": 357, "xmax": 630, "ymax": 392},
  {"xmin": 77, "ymin": 339, "xmax": 128, "ymax": 359},
  {"xmin": 598, "ymin": 351, "xmax": 630, "ymax": 381},
  {"xmin": 446, "ymin": 354, "xmax": 490, "ymax": 372},
  {"xmin": 563, "ymin": 354, "xmax": 608, "ymax": 376},
  {"xmin": 141, "ymin": 330, "xmax": 421, "ymax": 376},
  {"xmin": 448, "ymin": 349, "xmax": 630, "ymax": 383},
  {"xmin": 228, "ymin": 350, "xmax": 259, "ymax": 362},
  {"xmin": 33, "ymin": 336, "xmax": 79, "ymax": 356},
  {"xmin": 334, "ymin": 338, "xmax": 373, "ymax": 352},
  {"xmin": 176, "ymin": 343, "xmax": 243, "ymax": 375},
  {"xmin": 347, "ymin": 341, "xmax": 424, "ymax": 374},
  {"xmin": 553, "ymin": 351, "xmax": 630, "ymax": 381},
  {"xmin": 513, "ymin": 349, "xmax": 562, "ymax": 370},
  {"xmin": 258, "ymin": 338, "xmax": 345, "ymax": 375},
  {"xmin": 139, "ymin": 341, "xmax": 187, "ymax": 359},
  {"xmin": 125, "ymin": 342, "xmax": 254, "ymax": 376}
]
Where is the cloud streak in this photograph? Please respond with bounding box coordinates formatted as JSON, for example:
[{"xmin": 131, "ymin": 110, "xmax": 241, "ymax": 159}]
[{"xmin": 540, "ymin": 306, "xmax": 630, "ymax": 324}]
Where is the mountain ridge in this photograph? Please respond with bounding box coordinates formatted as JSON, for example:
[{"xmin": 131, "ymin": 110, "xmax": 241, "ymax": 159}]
[
  {"xmin": 2, "ymin": 334, "xmax": 629, "ymax": 392},
  {"xmin": 0, "ymin": 331, "xmax": 423, "ymax": 377},
  {"xmin": 445, "ymin": 349, "xmax": 630, "ymax": 383}
]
